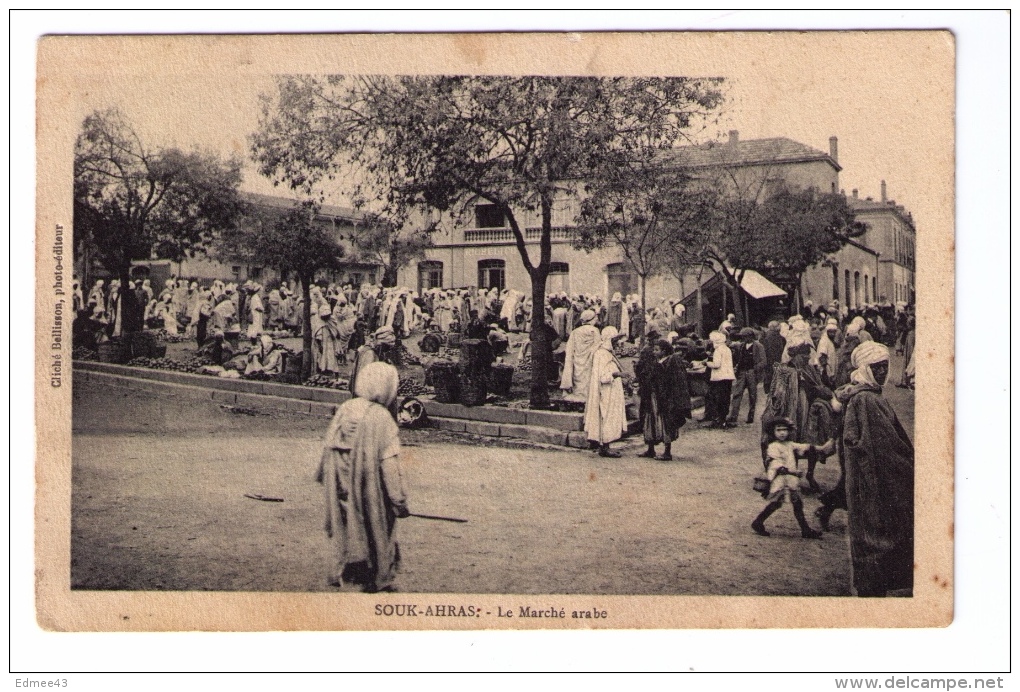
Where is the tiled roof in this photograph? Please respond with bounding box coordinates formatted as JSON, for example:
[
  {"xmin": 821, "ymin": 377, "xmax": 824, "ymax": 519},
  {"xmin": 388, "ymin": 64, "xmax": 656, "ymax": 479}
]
[
  {"xmin": 847, "ymin": 196, "xmax": 915, "ymax": 228},
  {"xmin": 659, "ymin": 137, "xmax": 840, "ymax": 171},
  {"xmin": 241, "ymin": 191, "xmax": 361, "ymax": 222}
]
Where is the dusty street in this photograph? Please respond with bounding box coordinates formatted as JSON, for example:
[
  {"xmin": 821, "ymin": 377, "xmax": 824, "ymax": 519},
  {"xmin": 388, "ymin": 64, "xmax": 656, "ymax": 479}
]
[{"xmin": 71, "ymin": 358, "xmax": 913, "ymax": 595}]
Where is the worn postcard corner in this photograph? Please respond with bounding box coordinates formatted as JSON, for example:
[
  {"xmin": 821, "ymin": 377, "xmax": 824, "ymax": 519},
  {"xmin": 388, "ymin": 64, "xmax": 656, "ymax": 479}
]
[{"xmin": 35, "ymin": 31, "xmax": 954, "ymax": 632}]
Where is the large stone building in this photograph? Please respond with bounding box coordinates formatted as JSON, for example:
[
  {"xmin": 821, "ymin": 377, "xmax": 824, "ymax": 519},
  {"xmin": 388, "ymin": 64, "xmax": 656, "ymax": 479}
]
[
  {"xmin": 398, "ymin": 132, "xmax": 918, "ymax": 325},
  {"xmin": 127, "ymin": 192, "xmax": 382, "ymax": 288}
]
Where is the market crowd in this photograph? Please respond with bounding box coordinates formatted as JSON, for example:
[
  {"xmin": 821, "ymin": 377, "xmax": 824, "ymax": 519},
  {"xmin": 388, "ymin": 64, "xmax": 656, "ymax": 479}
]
[{"xmin": 72, "ymin": 275, "xmax": 915, "ymax": 598}]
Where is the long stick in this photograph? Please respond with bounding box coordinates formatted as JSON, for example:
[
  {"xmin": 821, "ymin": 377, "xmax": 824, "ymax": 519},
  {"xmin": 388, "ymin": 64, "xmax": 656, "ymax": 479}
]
[{"xmin": 408, "ymin": 512, "xmax": 468, "ymax": 523}]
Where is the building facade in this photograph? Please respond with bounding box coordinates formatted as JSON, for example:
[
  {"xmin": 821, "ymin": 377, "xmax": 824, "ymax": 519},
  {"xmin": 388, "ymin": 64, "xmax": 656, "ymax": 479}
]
[
  {"xmin": 846, "ymin": 182, "xmax": 917, "ymax": 305},
  {"xmin": 395, "ymin": 132, "xmax": 918, "ymax": 318},
  {"xmin": 129, "ymin": 192, "xmax": 384, "ymax": 287}
]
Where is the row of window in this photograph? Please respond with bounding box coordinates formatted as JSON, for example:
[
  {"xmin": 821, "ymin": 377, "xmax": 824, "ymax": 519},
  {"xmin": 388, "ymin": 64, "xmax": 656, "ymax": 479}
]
[
  {"xmin": 473, "ymin": 202, "xmax": 581, "ymax": 230},
  {"xmin": 893, "ymin": 227, "xmax": 916, "ymax": 268},
  {"xmin": 831, "ymin": 265, "xmax": 879, "ymax": 307},
  {"xmin": 418, "ymin": 259, "xmax": 573, "ymax": 294}
]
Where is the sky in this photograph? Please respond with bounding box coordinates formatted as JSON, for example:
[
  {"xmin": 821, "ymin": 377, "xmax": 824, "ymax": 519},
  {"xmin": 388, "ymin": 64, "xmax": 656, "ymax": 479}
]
[{"xmin": 46, "ymin": 30, "xmax": 952, "ymax": 234}]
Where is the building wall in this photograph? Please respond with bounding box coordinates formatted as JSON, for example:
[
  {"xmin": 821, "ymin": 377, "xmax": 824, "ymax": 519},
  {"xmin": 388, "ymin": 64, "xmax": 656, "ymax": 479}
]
[
  {"xmin": 700, "ymin": 159, "xmax": 840, "ymax": 199},
  {"xmin": 400, "ymin": 140, "xmax": 930, "ymax": 316},
  {"xmin": 852, "ymin": 206, "xmax": 916, "ymax": 304},
  {"xmin": 800, "ymin": 242, "xmax": 879, "ymax": 311}
]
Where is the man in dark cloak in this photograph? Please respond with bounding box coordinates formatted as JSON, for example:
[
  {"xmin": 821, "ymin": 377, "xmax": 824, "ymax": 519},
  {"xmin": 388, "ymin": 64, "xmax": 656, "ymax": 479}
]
[{"xmin": 836, "ymin": 341, "xmax": 914, "ymax": 597}]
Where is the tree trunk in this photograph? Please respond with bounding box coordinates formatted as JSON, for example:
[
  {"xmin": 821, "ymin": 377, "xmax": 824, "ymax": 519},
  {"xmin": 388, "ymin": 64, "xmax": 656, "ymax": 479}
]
[
  {"xmin": 695, "ymin": 263, "xmax": 706, "ymax": 338},
  {"xmin": 300, "ymin": 273, "xmax": 313, "ymax": 381},
  {"xmin": 638, "ymin": 272, "xmax": 647, "ymax": 313},
  {"xmin": 382, "ymin": 262, "xmax": 398, "ymax": 288},
  {"xmin": 527, "ymin": 196, "xmax": 555, "ymax": 409},
  {"xmin": 117, "ymin": 264, "xmax": 138, "ymax": 337},
  {"xmin": 528, "ymin": 268, "xmax": 551, "ymax": 409},
  {"xmin": 724, "ymin": 268, "xmax": 747, "ymax": 328}
]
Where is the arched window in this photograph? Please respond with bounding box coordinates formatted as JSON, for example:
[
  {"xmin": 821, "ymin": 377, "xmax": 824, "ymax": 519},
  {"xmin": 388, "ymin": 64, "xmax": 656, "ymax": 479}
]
[
  {"xmin": 853, "ymin": 271, "xmax": 861, "ymax": 308},
  {"xmin": 844, "ymin": 269, "xmax": 851, "ymax": 308},
  {"xmin": 873, "ymin": 276, "xmax": 878, "ymax": 304},
  {"xmin": 864, "ymin": 274, "xmax": 870, "ymax": 303},
  {"xmin": 478, "ymin": 259, "xmax": 506, "ymax": 291},
  {"xmin": 831, "ymin": 265, "xmax": 840, "ymax": 300},
  {"xmin": 418, "ymin": 260, "xmax": 443, "ymax": 293}
]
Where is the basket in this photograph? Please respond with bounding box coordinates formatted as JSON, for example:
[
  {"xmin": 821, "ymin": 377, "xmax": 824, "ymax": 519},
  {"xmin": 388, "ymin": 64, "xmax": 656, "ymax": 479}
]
[
  {"xmin": 427, "ymin": 361, "xmax": 461, "ymax": 404},
  {"xmin": 150, "ymin": 344, "xmax": 167, "ymax": 358},
  {"xmin": 459, "ymin": 380, "xmax": 487, "ymax": 407},
  {"xmin": 129, "ymin": 331, "xmax": 159, "ymax": 359},
  {"xmin": 97, "ymin": 340, "xmax": 129, "ymax": 364},
  {"xmin": 488, "ymin": 364, "xmax": 514, "ymax": 397},
  {"xmin": 419, "ymin": 333, "xmax": 441, "ymax": 354},
  {"xmin": 447, "ymin": 332, "xmax": 462, "ymax": 348}
]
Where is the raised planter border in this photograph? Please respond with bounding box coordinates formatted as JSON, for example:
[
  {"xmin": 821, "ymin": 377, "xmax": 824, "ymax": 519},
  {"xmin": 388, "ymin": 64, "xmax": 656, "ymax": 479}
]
[{"xmin": 73, "ymin": 360, "xmax": 586, "ymax": 430}]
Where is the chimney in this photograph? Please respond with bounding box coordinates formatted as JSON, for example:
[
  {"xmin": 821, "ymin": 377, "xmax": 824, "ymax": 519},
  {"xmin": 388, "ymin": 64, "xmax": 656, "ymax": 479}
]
[
  {"xmin": 881, "ymin": 180, "xmax": 887, "ymax": 203},
  {"xmin": 852, "ymin": 189, "xmax": 858, "ymax": 199},
  {"xmin": 829, "ymin": 136, "xmax": 838, "ymax": 163},
  {"xmin": 728, "ymin": 130, "xmax": 739, "ymax": 145}
]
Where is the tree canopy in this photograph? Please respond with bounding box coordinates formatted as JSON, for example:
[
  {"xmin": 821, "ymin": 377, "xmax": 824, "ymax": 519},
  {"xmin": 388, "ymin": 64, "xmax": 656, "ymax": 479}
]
[
  {"xmin": 345, "ymin": 214, "xmax": 436, "ymax": 288},
  {"xmin": 718, "ymin": 186, "xmax": 866, "ymax": 280},
  {"xmin": 74, "ymin": 108, "xmax": 244, "ymax": 285},
  {"xmin": 251, "ymin": 75, "xmax": 725, "ymax": 406},
  {"xmin": 574, "ymin": 163, "xmax": 718, "ymax": 308},
  {"xmin": 218, "ymin": 199, "xmax": 346, "ymax": 379}
]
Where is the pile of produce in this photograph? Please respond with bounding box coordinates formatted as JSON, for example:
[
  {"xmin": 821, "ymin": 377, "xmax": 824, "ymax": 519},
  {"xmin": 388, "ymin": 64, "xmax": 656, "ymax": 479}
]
[
  {"xmin": 397, "ymin": 344, "xmax": 421, "ymax": 366},
  {"xmin": 126, "ymin": 355, "xmax": 215, "ymax": 373},
  {"xmin": 72, "ymin": 346, "xmax": 97, "ymax": 361},
  {"xmin": 615, "ymin": 341, "xmax": 640, "ymax": 358},
  {"xmin": 304, "ymin": 373, "xmax": 351, "ymax": 390},
  {"xmin": 397, "ymin": 378, "xmax": 432, "ymax": 398},
  {"xmin": 151, "ymin": 329, "xmax": 191, "ymax": 344}
]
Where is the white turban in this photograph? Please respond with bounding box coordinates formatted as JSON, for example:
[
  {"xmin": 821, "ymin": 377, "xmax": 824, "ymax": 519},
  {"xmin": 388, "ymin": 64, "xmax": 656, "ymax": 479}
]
[
  {"xmin": 851, "ymin": 341, "xmax": 890, "ymax": 369},
  {"xmin": 354, "ymin": 361, "xmax": 400, "ymax": 408},
  {"xmin": 600, "ymin": 325, "xmax": 620, "ymax": 350},
  {"xmin": 580, "ymin": 309, "xmax": 597, "ymax": 325},
  {"xmin": 709, "ymin": 330, "xmax": 727, "ymax": 346},
  {"xmin": 846, "ymin": 316, "xmax": 867, "ymax": 337},
  {"xmin": 849, "ymin": 341, "xmax": 890, "ymax": 388}
]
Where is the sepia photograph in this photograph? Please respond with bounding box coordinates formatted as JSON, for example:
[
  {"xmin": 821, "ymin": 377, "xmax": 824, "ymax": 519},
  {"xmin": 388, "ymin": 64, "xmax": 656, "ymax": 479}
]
[{"xmin": 33, "ymin": 29, "xmax": 957, "ymax": 635}]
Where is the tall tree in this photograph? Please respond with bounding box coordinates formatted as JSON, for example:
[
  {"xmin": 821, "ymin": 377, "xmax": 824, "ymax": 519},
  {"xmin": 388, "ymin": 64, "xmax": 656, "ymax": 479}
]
[
  {"xmin": 346, "ymin": 214, "xmax": 436, "ymax": 288},
  {"xmin": 217, "ymin": 200, "xmax": 346, "ymax": 379},
  {"xmin": 707, "ymin": 184, "xmax": 866, "ymax": 319},
  {"xmin": 251, "ymin": 75, "xmax": 724, "ymax": 407},
  {"xmin": 74, "ymin": 108, "xmax": 244, "ymax": 332},
  {"xmin": 574, "ymin": 164, "xmax": 718, "ymax": 311}
]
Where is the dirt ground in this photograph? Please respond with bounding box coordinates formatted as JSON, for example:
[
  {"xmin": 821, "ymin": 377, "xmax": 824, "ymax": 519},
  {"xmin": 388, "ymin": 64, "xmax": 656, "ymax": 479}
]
[{"xmin": 70, "ymin": 357, "xmax": 913, "ymax": 595}]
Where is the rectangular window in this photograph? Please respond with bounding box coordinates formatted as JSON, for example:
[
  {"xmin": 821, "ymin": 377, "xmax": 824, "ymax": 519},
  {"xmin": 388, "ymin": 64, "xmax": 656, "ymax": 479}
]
[
  {"xmin": 418, "ymin": 261, "xmax": 443, "ymax": 293},
  {"xmin": 549, "ymin": 262, "xmax": 570, "ymax": 295},
  {"xmin": 475, "ymin": 204, "xmax": 506, "ymax": 229},
  {"xmin": 478, "ymin": 259, "xmax": 506, "ymax": 291},
  {"xmin": 832, "ymin": 265, "xmax": 840, "ymax": 300},
  {"xmin": 844, "ymin": 270, "xmax": 851, "ymax": 308},
  {"xmin": 873, "ymin": 277, "xmax": 877, "ymax": 303}
]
